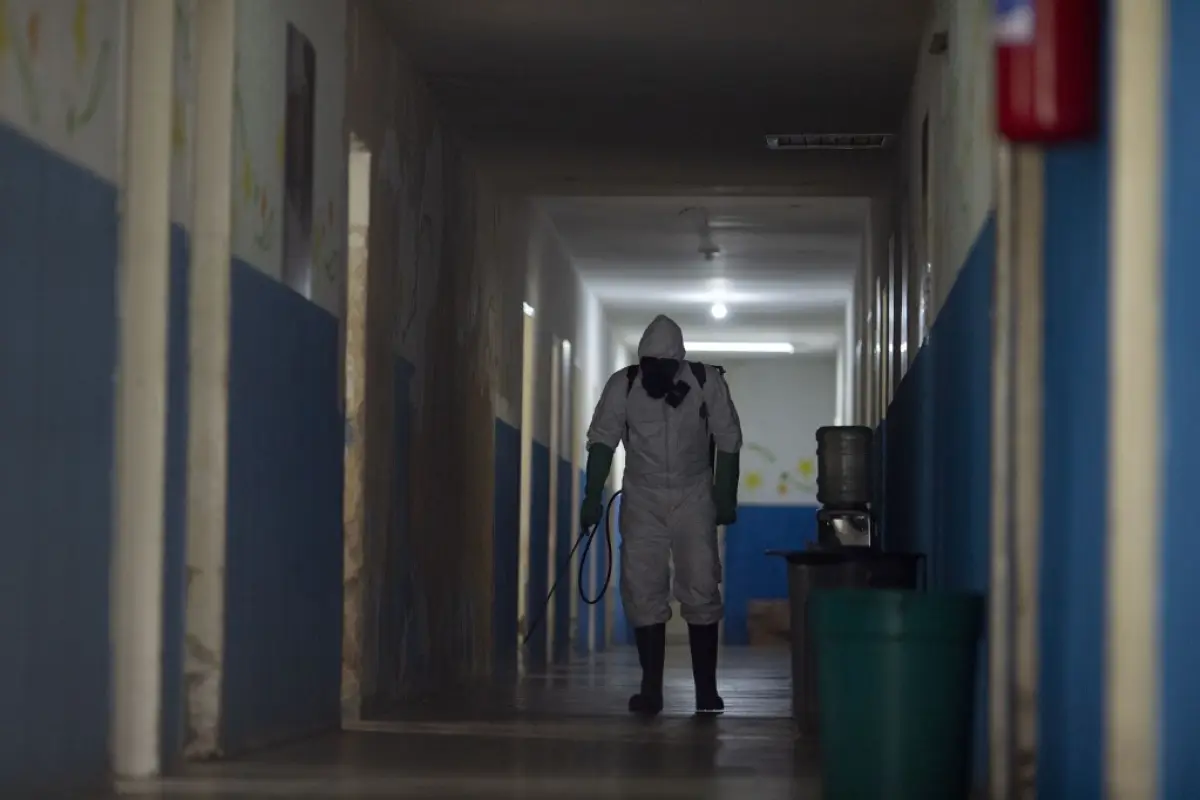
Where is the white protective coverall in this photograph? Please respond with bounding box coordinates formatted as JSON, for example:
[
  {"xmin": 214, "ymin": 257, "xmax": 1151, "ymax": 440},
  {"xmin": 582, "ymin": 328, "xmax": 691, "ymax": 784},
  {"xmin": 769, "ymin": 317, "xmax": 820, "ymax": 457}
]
[{"xmin": 586, "ymin": 315, "xmax": 743, "ymax": 628}]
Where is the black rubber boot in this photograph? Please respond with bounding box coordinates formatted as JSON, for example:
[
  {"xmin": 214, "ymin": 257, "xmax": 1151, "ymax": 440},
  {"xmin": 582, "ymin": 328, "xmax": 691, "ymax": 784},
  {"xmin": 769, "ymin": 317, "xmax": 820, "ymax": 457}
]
[
  {"xmin": 688, "ymin": 622, "xmax": 725, "ymax": 715},
  {"xmin": 628, "ymin": 623, "xmax": 666, "ymax": 715}
]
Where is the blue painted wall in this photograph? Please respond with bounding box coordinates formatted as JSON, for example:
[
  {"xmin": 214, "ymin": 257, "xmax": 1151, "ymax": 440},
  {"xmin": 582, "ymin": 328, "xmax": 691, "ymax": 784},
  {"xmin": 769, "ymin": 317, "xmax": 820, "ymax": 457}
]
[
  {"xmin": 492, "ymin": 419, "xmax": 521, "ymax": 673},
  {"xmin": 553, "ymin": 458, "xmax": 574, "ymax": 662},
  {"xmin": 576, "ymin": 470, "xmax": 592, "ymax": 655},
  {"xmin": 593, "ymin": 488, "xmax": 610, "ymax": 651},
  {"xmin": 882, "ymin": 343, "xmax": 935, "ymax": 561},
  {"xmin": 1162, "ymin": 1, "xmax": 1200, "ymax": 793},
  {"xmin": 161, "ymin": 227, "xmax": 191, "ymax": 767},
  {"xmin": 881, "ymin": 217, "xmax": 994, "ymax": 783},
  {"xmin": 221, "ymin": 262, "xmax": 343, "ymax": 753},
  {"xmin": 0, "ymin": 123, "xmax": 115, "ymax": 794},
  {"xmin": 525, "ymin": 442, "xmax": 551, "ymax": 664},
  {"xmin": 575, "ymin": 472, "xmax": 620, "ymax": 652},
  {"xmin": 722, "ymin": 505, "xmax": 819, "ymax": 645},
  {"xmin": 931, "ymin": 220, "xmax": 994, "ymax": 600},
  {"xmin": 1038, "ymin": 9, "xmax": 1110, "ymax": 792}
]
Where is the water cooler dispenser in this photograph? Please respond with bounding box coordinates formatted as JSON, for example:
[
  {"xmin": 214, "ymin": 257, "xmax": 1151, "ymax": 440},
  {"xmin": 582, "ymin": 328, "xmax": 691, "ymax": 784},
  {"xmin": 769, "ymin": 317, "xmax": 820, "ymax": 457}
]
[{"xmin": 814, "ymin": 425, "xmax": 875, "ymax": 549}]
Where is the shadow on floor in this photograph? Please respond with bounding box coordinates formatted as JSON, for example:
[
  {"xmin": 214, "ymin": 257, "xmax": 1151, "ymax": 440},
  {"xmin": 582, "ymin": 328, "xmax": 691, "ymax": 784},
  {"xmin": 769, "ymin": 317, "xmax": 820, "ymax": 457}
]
[{"xmin": 112, "ymin": 646, "xmax": 818, "ymax": 798}]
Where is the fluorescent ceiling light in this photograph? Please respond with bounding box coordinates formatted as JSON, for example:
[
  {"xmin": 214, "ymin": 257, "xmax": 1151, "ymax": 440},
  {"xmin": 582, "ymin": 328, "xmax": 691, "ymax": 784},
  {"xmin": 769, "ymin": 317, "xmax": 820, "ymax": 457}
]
[
  {"xmin": 710, "ymin": 302, "xmax": 728, "ymax": 320},
  {"xmin": 522, "ymin": 302, "xmax": 535, "ymax": 317},
  {"xmin": 685, "ymin": 341, "xmax": 795, "ymax": 354}
]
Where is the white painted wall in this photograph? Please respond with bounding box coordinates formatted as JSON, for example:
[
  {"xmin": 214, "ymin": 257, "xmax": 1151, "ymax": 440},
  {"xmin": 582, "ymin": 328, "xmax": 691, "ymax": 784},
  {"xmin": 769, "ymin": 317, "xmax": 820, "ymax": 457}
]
[
  {"xmin": 575, "ymin": 285, "xmax": 609, "ymax": 455},
  {"xmin": 902, "ymin": 0, "xmax": 995, "ymax": 331},
  {"xmin": 722, "ymin": 355, "xmax": 838, "ymax": 506},
  {"xmin": 521, "ymin": 204, "xmax": 611, "ymax": 447},
  {"xmin": 0, "ymin": 0, "xmax": 348, "ymax": 313},
  {"xmin": 852, "ymin": 0, "xmax": 997, "ymax": 417},
  {"xmin": 0, "ymin": 0, "xmax": 122, "ymax": 176},
  {"xmin": 609, "ymin": 341, "xmax": 633, "ymax": 493},
  {"xmin": 0, "ymin": 0, "xmax": 196, "ymax": 217},
  {"xmin": 229, "ymin": 0, "xmax": 347, "ymax": 316}
]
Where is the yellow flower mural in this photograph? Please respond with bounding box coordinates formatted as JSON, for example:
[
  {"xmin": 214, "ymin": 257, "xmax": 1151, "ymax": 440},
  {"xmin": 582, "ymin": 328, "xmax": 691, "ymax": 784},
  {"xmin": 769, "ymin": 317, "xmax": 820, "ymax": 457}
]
[
  {"xmin": 0, "ymin": 0, "xmax": 112, "ymax": 131},
  {"xmin": 232, "ymin": 58, "xmax": 277, "ymax": 252},
  {"xmin": 1, "ymin": 2, "xmax": 41, "ymax": 124},
  {"xmin": 740, "ymin": 443, "xmax": 818, "ymax": 500}
]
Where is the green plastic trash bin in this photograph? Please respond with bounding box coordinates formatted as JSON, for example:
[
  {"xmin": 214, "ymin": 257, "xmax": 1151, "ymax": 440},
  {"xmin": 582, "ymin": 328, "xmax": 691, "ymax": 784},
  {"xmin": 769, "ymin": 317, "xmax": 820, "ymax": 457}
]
[
  {"xmin": 811, "ymin": 589, "xmax": 984, "ymax": 800},
  {"xmin": 766, "ymin": 549, "xmax": 925, "ymax": 734}
]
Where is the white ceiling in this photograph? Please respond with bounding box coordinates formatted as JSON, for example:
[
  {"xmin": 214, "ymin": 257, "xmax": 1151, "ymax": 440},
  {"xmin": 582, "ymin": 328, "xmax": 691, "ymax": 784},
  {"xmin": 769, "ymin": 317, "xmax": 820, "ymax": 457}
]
[{"xmin": 540, "ymin": 196, "xmax": 865, "ymax": 354}]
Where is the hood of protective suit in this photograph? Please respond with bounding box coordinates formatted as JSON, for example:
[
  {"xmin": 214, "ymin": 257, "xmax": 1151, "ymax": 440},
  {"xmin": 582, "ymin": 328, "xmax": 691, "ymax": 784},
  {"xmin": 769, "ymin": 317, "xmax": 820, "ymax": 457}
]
[{"xmin": 637, "ymin": 315, "xmax": 686, "ymax": 361}]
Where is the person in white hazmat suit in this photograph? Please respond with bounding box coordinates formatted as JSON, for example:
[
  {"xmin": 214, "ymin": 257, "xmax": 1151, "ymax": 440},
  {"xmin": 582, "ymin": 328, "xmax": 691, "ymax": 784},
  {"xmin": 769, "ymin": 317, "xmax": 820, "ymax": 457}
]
[{"xmin": 581, "ymin": 314, "xmax": 742, "ymax": 715}]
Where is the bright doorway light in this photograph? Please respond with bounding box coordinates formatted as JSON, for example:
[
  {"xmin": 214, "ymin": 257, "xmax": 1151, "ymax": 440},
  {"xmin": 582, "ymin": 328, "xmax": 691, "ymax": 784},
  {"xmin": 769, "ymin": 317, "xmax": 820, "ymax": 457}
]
[
  {"xmin": 710, "ymin": 302, "xmax": 728, "ymax": 320},
  {"xmin": 523, "ymin": 302, "xmax": 535, "ymax": 317},
  {"xmin": 686, "ymin": 341, "xmax": 796, "ymax": 354}
]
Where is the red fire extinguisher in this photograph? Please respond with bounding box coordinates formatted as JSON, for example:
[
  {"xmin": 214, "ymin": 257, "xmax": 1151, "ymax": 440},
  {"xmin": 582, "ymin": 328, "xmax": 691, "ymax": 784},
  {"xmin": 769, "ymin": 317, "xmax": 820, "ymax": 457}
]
[{"xmin": 995, "ymin": 0, "xmax": 1100, "ymax": 142}]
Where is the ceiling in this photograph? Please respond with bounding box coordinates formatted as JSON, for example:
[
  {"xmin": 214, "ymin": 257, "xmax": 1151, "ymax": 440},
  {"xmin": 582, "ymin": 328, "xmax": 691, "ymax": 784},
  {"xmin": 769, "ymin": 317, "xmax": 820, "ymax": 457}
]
[
  {"xmin": 541, "ymin": 196, "xmax": 865, "ymax": 354},
  {"xmin": 377, "ymin": 0, "xmax": 930, "ymax": 153},
  {"xmin": 376, "ymin": 1, "xmax": 927, "ymax": 357}
]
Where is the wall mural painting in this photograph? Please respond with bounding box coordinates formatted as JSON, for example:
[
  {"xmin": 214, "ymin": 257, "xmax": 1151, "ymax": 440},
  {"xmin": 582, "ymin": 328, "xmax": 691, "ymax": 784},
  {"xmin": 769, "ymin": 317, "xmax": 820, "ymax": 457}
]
[
  {"xmin": 741, "ymin": 442, "xmax": 818, "ymax": 500},
  {"xmin": 63, "ymin": 0, "xmax": 110, "ymax": 135},
  {"xmin": 0, "ymin": 0, "xmax": 112, "ymax": 136},
  {"xmin": 0, "ymin": 0, "xmax": 43, "ymax": 125},
  {"xmin": 233, "ymin": 55, "xmax": 277, "ymax": 253}
]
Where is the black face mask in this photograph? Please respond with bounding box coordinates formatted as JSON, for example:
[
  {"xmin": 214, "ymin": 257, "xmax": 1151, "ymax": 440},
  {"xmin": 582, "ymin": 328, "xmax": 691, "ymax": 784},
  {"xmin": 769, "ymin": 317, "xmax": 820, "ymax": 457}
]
[{"xmin": 640, "ymin": 357, "xmax": 691, "ymax": 408}]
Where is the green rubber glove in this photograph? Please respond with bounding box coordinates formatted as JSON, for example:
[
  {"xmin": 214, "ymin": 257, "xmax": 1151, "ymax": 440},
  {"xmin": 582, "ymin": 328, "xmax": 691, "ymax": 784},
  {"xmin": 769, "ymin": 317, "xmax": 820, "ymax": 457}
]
[
  {"xmin": 580, "ymin": 443, "xmax": 614, "ymax": 530},
  {"xmin": 714, "ymin": 450, "xmax": 740, "ymax": 526}
]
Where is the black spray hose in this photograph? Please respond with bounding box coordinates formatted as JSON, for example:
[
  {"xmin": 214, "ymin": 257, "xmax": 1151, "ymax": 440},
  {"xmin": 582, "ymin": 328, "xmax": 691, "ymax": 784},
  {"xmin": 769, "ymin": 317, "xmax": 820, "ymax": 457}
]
[{"xmin": 521, "ymin": 489, "xmax": 622, "ymax": 647}]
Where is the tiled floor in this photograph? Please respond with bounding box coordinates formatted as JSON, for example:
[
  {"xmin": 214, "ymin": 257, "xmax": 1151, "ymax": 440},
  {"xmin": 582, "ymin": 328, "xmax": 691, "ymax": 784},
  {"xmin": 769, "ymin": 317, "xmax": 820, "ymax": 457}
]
[{"xmin": 113, "ymin": 646, "xmax": 819, "ymax": 798}]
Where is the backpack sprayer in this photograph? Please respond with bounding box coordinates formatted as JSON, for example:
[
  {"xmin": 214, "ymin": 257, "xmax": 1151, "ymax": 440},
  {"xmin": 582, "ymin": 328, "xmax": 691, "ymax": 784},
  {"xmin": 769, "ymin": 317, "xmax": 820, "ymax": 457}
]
[{"xmin": 521, "ymin": 489, "xmax": 622, "ymax": 647}]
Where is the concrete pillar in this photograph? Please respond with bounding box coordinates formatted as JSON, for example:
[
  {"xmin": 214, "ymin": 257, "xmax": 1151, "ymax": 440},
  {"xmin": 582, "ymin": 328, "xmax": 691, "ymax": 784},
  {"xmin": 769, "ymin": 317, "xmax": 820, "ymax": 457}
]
[
  {"xmin": 1107, "ymin": 0, "xmax": 1164, "ymax": 794},
  {"xmin": 111, "ymin": 0, "xmax": 175, "ymax": 778},
  {"xmin": 990, "ymin": 142, "xmax": 1045, "ymax": 798},
  {"xmin": 183, "ymin": 0, "xmax": 236, "ymax": 759}
]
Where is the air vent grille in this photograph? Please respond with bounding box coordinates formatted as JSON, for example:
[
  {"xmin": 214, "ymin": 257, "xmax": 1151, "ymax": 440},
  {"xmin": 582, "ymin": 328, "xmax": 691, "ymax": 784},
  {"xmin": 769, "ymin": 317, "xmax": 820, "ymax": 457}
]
[{"xmin": 765, "ymin": 133, "xmax": 894, "ymax": 151}]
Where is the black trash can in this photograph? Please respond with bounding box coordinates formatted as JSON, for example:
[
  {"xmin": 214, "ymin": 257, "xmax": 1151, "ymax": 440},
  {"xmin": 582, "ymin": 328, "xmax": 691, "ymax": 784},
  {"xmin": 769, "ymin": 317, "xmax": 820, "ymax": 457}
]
[{"xmin": 766, "ymin": 549, "xmax": 925, "ymax": 734}]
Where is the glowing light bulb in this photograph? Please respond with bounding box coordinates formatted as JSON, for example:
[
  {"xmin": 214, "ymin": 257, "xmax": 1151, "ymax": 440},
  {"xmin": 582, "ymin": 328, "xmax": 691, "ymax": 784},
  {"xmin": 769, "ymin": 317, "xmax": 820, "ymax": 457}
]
[{"xmin": 710, "ymin": 302, "xmax": 728, "ymax": 320}]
